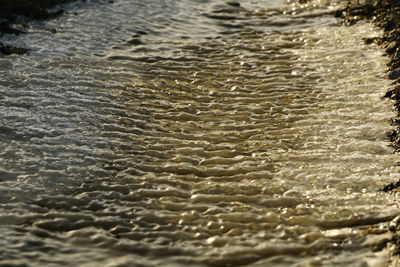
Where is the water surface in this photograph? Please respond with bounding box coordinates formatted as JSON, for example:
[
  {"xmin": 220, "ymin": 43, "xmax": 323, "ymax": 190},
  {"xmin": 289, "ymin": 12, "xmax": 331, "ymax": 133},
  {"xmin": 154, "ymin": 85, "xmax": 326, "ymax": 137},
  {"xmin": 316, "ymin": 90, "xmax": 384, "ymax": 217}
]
[{"xmin": 0, "ymin": 0, "xmax": 399, "ymax": 266}]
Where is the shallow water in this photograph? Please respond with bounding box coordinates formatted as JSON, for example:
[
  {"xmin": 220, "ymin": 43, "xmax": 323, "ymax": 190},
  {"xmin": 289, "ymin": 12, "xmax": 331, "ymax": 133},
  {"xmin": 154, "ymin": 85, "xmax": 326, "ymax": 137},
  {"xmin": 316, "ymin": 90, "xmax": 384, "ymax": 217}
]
[{"xmin": 1, "ymin": 0, "xmax": 400, "ymax": 266}]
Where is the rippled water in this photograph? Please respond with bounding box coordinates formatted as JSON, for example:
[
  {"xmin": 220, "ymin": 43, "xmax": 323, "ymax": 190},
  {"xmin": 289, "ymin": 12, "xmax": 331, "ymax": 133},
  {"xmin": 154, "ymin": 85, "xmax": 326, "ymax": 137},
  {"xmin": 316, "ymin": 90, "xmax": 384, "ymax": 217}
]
[{"xmin": 1, "ymin": 0, "xmax": 400, "ymax": 266}]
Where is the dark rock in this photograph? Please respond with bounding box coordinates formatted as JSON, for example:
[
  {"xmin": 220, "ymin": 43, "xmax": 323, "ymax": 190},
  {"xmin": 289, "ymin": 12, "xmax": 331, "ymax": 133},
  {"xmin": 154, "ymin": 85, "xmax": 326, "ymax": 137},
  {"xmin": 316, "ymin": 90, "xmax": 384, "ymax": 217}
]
[
  {"xmin": 0, "ymin": 0, "xmax": 111, "ymax": 56},
  {"xmin": 0, "ymin": 42, "xmax": 28, "ymax": 55},
  {"xmin": 382, "ymin": 181, "xmax": 400, "ymax": 192},
  {"xmin": 384, "ymin": 89, "xmax": 395, "ymax": 99},
  {"xmin": 0, "ymin": 21, "xmax": 26, "ymax": 34},
  {"xmin": 126, "ymin": 38, "xmax": 143, "ymax": 45},
  {"xmin": 135, "ymin": 31, "xmax": 148, "ymax": 35},
  {"xmin": 387, "ymin": 40, "xmax": 400, "ymax": 55},
  {"xmin": 226, "ymin": 1, "xmax": 240, "ymax": 7},
  {"xmin": 0, "ymin": 0, "xmax": 75, "ymax": 19},
  {"xmin": 334, "ymin": 10, "xmax": 343, "ymax": 18},
  {"xmin": 0, "ymin": 0, "xmax": 76, "ymax": 38},
  {"xmin": 45, "ymin": 27, "xmax": 57, "ymax": 34},
  {"xmin": 389, "ymin": 69, "xmax": 400, "ymax": 80},
  {"xmin": 363, "ymin": 37, "xmax": 382, "ymax": 45},
  {"xmin": 342, "ymin": 0, "xmax": 400, "ymax": 257}
]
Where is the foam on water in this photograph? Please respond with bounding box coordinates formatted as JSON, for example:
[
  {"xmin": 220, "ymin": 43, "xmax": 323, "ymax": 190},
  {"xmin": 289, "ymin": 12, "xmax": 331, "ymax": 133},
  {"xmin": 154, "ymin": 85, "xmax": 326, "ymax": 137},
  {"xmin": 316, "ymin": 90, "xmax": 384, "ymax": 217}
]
[{"xmin": 0, "ymin": 0, "xmax": 399, "ymax": 266}]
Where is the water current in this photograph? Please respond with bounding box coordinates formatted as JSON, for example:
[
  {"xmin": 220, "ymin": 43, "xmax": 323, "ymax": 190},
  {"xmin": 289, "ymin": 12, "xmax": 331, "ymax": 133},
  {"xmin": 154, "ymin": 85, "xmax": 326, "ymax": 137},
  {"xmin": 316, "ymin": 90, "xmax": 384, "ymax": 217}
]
[{"xmin": 1, "ymin": 0, "xmax": 400, "ymax": 266}]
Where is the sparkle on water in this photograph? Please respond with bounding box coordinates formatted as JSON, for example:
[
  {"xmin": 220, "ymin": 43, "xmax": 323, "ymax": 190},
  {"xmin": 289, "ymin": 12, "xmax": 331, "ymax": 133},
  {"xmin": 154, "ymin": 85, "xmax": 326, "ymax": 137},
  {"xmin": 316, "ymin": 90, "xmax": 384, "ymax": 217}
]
[{"xmin": 0, "ymin": 0, "xmax": 399, "ymax": 266}]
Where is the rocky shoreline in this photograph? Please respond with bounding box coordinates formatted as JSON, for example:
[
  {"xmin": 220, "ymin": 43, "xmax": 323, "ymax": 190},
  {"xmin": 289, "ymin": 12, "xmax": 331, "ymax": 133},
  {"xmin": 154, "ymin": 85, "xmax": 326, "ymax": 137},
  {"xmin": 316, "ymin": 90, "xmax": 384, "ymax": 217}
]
[
  {"xmin": 0, "ymin": 0, "xmax": 81, "ymax": 55},
  {"xmin": 0, "ymin": 0, "xmax": 75, "ymax": 19},
  {"xmin": 336, "ymin": 0, "xmax": 400, "ymax": 262},
  {"xmin": 336, "ymin": 1, "xmax": 400, "ymax": 153}
]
